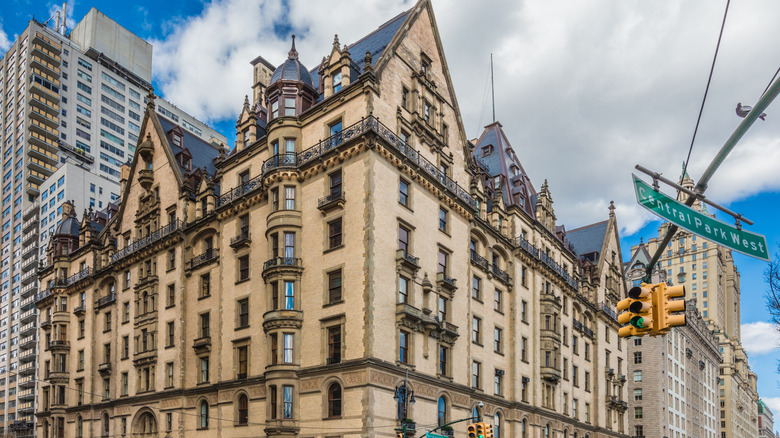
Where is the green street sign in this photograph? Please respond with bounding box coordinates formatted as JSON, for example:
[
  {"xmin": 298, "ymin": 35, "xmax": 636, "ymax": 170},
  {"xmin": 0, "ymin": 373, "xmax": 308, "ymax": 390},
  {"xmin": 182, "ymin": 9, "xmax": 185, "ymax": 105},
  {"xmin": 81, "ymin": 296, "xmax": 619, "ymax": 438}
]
[
  {"xmin": 633, "ymin": 174, "xmax": 769, "ymax": 262},
  {"xmin": 426, "ymin": 434, "xmax": 449, "ymax": 438}
]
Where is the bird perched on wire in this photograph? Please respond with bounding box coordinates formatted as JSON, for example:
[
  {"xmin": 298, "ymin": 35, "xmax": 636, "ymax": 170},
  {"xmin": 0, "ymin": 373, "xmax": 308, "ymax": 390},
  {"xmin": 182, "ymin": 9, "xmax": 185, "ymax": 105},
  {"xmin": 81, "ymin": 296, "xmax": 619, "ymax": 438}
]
[{"xmin": 736, "ymin": 102, "xmax": 767, "ymax": 121}]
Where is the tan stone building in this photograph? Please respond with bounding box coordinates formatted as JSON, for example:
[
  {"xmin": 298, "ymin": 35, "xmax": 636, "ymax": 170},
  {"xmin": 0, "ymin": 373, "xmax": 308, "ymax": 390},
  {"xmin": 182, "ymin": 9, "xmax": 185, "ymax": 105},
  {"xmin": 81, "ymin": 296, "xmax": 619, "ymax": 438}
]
[
  {"xmin": 33, "ymin": 1, "xmax": 631, "ymax": 437},
  {"xmin": 624, "ymin": 245, "xmax": 721, "ymax": 438},
  {"xmin": 630, "ymin": 172, "xmax": 759, "ymax": 438}
]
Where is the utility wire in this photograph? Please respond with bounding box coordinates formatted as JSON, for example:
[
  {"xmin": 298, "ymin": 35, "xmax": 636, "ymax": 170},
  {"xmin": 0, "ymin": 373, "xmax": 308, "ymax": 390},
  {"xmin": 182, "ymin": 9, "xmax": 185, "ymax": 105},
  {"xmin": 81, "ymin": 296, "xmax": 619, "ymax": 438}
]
[
  {"xmin": 682, "ymin": 0, "xmax": 731, "ymax": 179},
  {"xmin": 762, "ymin": 67, "xmax": 780, "ymax": 97}
]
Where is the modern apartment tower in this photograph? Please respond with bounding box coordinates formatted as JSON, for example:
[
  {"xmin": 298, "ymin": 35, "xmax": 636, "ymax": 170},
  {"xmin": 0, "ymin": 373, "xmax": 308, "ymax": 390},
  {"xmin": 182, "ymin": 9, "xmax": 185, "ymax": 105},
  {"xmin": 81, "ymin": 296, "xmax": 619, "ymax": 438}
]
[
  {"xmin": 624, "ymin": 246, "xmax": 721, "ymax": 438},
  {"xmin": 630, "ymin": 171, "xmax": 759, "ymax": 438},
  {"xmin": 35, "ymin": 1, "xmax": 631, "ymax": 437},
  {"xmin": 0, "ymin": 7, "xmax": 225, "ymax": 436}
]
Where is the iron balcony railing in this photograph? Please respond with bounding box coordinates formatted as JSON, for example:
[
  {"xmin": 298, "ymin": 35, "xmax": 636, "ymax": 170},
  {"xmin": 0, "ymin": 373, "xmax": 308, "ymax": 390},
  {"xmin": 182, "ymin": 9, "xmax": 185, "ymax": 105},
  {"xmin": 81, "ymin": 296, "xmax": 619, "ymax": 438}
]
[
  {"xmin": 263, "ymin": 257, "xmax": 302, "ymax": 271},
  {"xmin": 230, "ymin": 230, "xmax": 251, "ymax": 246},
  {"xmin": 318, "ymin": 190, "xmax": 345, "ymax": 208},
  {"xmin": 600, "ymin": 302, "xmax": 618, "ymax": 322},
  {"xmin": 67, "ymin": 267, "xmax": 91, "ymax": 285},
  {"xmin": 470, "ymin": 251, "xmax": 489, "ymax": 271},
  {"xmin": 491, "ymin": 264, "xmax": 512, "ymax": 285},
  {"xmin": 514, "ymin": 236, "xmax": 579, "ymax": 291},
  {"xmin": 217, "ymin": 116, "xmax": 477, "ymax": 211},
  {"xmin": 111, "ymin": 220, "xmax": 183, "ymax": 264},
  {"xmin": 188, "ymin": 248, "xmax": 219, "ymax": 270},
  {"xmin": 35, "ymin": 289, "xmax": 52, "ymax": 304},
  {"xmin": 96, "ymin": 293, "xmax": 116, "ymax": 308},
  {"xmin": 573, "ymin": 319, "xmax": 583, "ymax": 332}
]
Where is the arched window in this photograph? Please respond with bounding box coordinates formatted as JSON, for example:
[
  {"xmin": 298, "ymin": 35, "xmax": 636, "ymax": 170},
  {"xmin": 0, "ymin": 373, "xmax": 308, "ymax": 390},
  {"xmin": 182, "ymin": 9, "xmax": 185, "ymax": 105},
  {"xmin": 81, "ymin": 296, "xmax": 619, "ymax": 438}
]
[
  {"xmin": 76, "ymin": 416, "xmax": 83, "ymax": 438},
  {"xmin": 494, "ymin": 412, "xmax": 502, "ymax": 438},
  {"xmin": 200, "ymin": 401, "xmax": 209, "ymax": 429},
  {"xmin": 42, "ymin": 421, "xmax": 49, "ymax": 438},
  {"xmin": 544, "ymin": 423, "xmax": 550, "ymax": 438},
  {"xmin": 138, "ymin": 412, "xmax": 156, "ymax": 434},
  {"xmin": 238, "ymin": 394, "xmax": 249, "ymax": 425},
  {"xmin": 471, "ymin": 405, "xmax": 481, "ymax": 421},
  {"xmin": 437, "ymin": 397, "xmax": 447, "ymax": 426},
  {"xmin": 521, "ymin": 419, "xmax": 527, "ymax": 438},
  {"xmin": 102, "ymin": 412, "xmax": 110, "ymax": 437},
  {"xmin": 327, "ymin": 383, "xmax": 342, "ymax": 418}
]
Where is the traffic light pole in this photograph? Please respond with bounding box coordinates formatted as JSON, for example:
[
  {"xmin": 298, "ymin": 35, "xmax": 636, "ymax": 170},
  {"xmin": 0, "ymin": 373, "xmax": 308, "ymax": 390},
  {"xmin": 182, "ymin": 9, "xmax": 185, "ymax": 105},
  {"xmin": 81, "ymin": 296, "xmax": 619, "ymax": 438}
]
[
  {"xmin": 418, "ymin": 416, "xmax": 480, "ymax": 438},
  {"xmin": 641, "ymin": 73, "xmax": 780, "ymax": 282}
]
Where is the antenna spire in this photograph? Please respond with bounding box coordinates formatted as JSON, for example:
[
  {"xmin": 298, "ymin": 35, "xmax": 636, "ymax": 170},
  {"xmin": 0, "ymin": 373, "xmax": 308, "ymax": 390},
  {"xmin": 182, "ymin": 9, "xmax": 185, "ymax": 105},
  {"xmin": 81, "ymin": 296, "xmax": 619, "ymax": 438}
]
[{"xmin": 490, "ymin": 53, "xmax": 496, "ymax": 123}]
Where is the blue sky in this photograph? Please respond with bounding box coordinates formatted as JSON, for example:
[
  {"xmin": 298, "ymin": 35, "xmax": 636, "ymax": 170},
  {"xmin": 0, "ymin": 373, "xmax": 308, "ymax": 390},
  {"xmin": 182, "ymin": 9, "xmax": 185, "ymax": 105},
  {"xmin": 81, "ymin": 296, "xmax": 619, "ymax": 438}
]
[{"xmin": 3, "ymin": 0, "xmax": 780, "ymax": 426}]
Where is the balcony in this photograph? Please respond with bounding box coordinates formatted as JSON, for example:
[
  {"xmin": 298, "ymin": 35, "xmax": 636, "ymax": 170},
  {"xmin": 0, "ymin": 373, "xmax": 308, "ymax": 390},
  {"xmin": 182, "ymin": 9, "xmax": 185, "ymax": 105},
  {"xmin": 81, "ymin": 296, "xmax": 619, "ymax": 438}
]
[
  {"xmin": 67, "ymin": 267, "xmax": 92, "ymax": 286},
  {"xmin": 217, "ymin": 116, "xmax": 477, "ymax": 211},
  {"xmin": 396, "ymin": 249, "xmax": 420, "ymax": 272},
  {"xmin": 469, "ymin": 251, "xmax": 489, "ymax": 272},
  {"xmin": 192, "ymin": 336, "xmax": 212, "ymax": 354},
  {"xmin": 396, "ymin": 303, "xmax": 459, "ymax": 344},
  {"xmin": 230, "ymin": 230, "xmax": 252, "ymax": 250},
  {"xmin": 20, "ymin": 334, "xmax": 36, "ymax": 349},
  {"xmin": 19, "ymin": 362, "xmax": 36, "ymax": 376},
  {"xmin": 98, "ymin": 362, "xmax": 112, "ymax": 374},
  {"xmin": 21, "ymin": 268, "xmax": 39, "ymax": 285},
  {"xmin": 21, "ymin": 230, "xmax": 38, "ymax": 246},
  {"xmin": 20, "ymin": 308, "xmax": 36, "ymax": 324},
  {"xmin": 188, "ymin": 248, "xmax": 219, "ymax": 270},
  {"xmin": 20, "ymin": 348, "xmax": 36, "ymax": 362},
  {"xmin": 514, "ymin": 236, "xmax": 579, "ymax": 291},
  {"xmin": 20, "ymin": 322, "xmax": 37, "ymax": 336},
  {"xmin": 608, "ymin": 396, "xmax": 628, "ymax": 411},
  {"xmin": 491, "ymin": 264, "xmax": 512, "ymax": 286},
  {"xmin": 262, "ymin": 309, "xmax": 304, "ymax": 333},
  {"xmin": 46, "ymin": 340, "xmax": 70, "ymax": 351},
  {"xmin": 138, "ymin": 169, "xmax": 154, "ymax": 190},
  {"xmin": 23, "ymin": 202, "xmax": 40, "ymax": 220},
  {"xmin": 541, "ymin": 366, "xmax": 561, "ymax": 382},
  {"xmin": 600, "ymin": 302, "xmax": 618, "ymax": 322},
  {"xmin": 21, "ymin": 294, "xmax": 36, "ymax": 310},
  {"xmin": 133, "ymin": 349, "xmax": 157, "ymax": 367},
  {"xmin": 33, "ymin": 32, "xmax": 62, "ymax": 52},
  {"xmin": 262, "ymin": 257, "xmax": 303, "ymax": 278},
  {"xmin": 73, "ymin": 305, "xmax": 85, "ymax": 315},
  {"xmin": 20, "ymin": 283, "xmax": 38, "ymax": 298},
  {"xmin": 436, "ymin": 272, "xmax": 457, "ymax": 294},
  {"xmin": 111, "ymin": 220, "xmax": 183, "ymax": 264},
  {"xmin": 317, "ymin": 190, "xmax": 346, "ymax": 213},
  {"xmin": 21, "ymin": 255, "xmax": 38, "ymax": 272},
  {"xmin": 46, "ymin": 370, "xmax": 69, "ymax": 382},
  {"xmin": 18, "ymin": 374, "xmax": 36, "ymax": 388},
  {"xmin": 25, "ymin": 183, "xmax": 40, "ymax": 197},
  {"xmin": 95, "ymin": 293, "xmax": 116, "ymax": 309}
]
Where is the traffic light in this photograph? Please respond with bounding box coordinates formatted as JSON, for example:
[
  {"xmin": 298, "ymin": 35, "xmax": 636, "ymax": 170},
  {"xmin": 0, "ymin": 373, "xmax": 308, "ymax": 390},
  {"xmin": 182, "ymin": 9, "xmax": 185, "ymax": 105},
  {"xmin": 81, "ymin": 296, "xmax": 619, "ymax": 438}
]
[
  {"xmin": 617, "ymin": 284, "xmax": 654, "ymax": 337},
  {"xmin": 484, "ymin": 423, "xmax": 494, "ymax": 438},
  {"xmin": 397, "ymin": 433, "xmax": 404, "ymax": 438},
  {"xmin": 467, "ymin": 423, "xmax": 478, "ymax": 438},
  {"xmin": 655, "ymin": 283, "xmax": 686, "ymax": 331}
]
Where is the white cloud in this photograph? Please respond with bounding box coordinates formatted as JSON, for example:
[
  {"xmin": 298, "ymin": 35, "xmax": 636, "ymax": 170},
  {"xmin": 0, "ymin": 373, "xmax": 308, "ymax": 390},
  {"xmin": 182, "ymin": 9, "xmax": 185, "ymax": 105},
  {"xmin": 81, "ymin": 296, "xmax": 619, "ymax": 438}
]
[
  {"xmin": 0, "ymin": 20, "xmax": 12, "ymax": 55},
  {"xmin": 762, "ymin": 397, "xmax": 780, "ymax": 419},
  {"xmin": 151, "ymin": 0, "xmax": 780, "ymax": 232},
  {"xmin": 742, "ymin": 321, "xmax": 780, "ymax": 355},
  {"xmin": 48, "ymin": 1, "xmax": 77, "ymax": 32}
]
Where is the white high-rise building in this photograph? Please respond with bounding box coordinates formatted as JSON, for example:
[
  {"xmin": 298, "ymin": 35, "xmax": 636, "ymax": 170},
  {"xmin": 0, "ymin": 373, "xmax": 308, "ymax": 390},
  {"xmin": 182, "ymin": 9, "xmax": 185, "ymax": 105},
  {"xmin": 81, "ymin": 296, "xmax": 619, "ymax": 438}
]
[{"xmin": 0, "ymin": 8, "xmax": 225, "ymax": 436}]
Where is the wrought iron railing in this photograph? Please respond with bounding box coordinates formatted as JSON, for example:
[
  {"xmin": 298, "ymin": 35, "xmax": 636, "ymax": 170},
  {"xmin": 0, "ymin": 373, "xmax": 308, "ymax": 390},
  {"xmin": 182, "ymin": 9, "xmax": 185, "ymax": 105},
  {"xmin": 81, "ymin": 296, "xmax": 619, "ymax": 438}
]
[
  {"xmin": 230, "ymin": 230, "xmax": 251, "ymax": 246},
  {"xmin": 470, "ymin": 251, "xmax": 489, "ymax": 271},
  {"xmin": 514, "ymin": 236, "xmax": 579, "ymax": 291},
  {"xmin": 111, "ymin": 220, "xmax": 183, "ymax": 264},
  {"xmin": 216, "ymin": 116, "xmax": 478, "ymax": 210},
  {"xmin": 67, "ymin": 267, "xmax": 91, "ymax": 285},
  {"xmin": 491, "ymin": 264, "xmax": 512, "ymax": 285},
  {"xmin": 573, "ymin": 319, "xmax": 583, "ymax": 332},
  {"xmin": 35, "ymin": 289, "xmax": 52, "ymax": 304},
  {"xmin": 96, "ymin": 293, "xmax": 116, "ymax": 308},
  {"xmin": 318, "ymin": 190, "xmax": 345, "ymax": 208},
  {"xmin": 600, "ymin": 302, "xmax": 618, "ymax": 322},
  {"xmin": 188, "ymin": 249, "xmax": 219, "ymax": 270},
  {"xmin": 263, "ymin": 257, "xmax": 302, "ymax": 271}
]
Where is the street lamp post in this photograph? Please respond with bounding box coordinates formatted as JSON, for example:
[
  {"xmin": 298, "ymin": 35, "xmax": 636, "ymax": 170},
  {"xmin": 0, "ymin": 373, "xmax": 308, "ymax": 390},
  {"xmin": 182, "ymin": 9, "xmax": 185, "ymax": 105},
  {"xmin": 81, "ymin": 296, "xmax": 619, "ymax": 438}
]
[{"xmin": 394, "ymin": 367, "xmax": 416, "ymax": 437}]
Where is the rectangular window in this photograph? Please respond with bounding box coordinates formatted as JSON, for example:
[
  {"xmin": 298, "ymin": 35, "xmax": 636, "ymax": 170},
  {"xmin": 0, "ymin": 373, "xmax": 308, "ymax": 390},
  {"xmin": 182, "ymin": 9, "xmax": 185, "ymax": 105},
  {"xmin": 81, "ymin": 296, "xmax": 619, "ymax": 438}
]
[
  {"xmin": 284, "ymin": 98, "xmax": 296, "ymax": 116},
  {"xmin": 494, "ymin": 370, "xmax": 503, "ymax": 396},
  {"xmin": 327, "ymin": 326, "xmax": 341, "ymax": 364},
  {"xmin": 472, "ymin": 317, "xmax": 481, "ymax": 344},
  {"xmin": 494, "ymin": 327, "xmax": 502, "ymax": 353},
  {"xmin": 438, "ymin": 345, "xmax": 448, "ymax": 376},
  {"xmin": 237, "ymin": 298, "xmax": 249, "ymax": 328},
  {"xmin": 166, "ymin": 362, "xmax": 174, "ymax": 388},
  {"xmin": 329, "ymin": 120, "xmax": 343, "ymax": 145},
  {"xmin": 328, "ymin": 270, "xmax": 342, "ymax": 304},
  {"xmin": 438, "ymin": 250, "xmax": 448, "ymax": 274},
  {"xmin": 200, "ymin": 357, "xmax": 209, "ymax": 383},
  {"xmin": 399, "ymin": 179, "xmax": 409, "ymax": 207},
  {"xmin": 283, "ymin": 385, "xmax": 293, "ymax": 419},
  {"xmin": 521, "ymin": 337, "xmax": 528, "ymax": 361},
  {"xmin": 398, "ymin": 225, "xmax": 410, "ymax": 255},
  {"xmin": 472, "ymin": 361, "xmax": 481, "ymax": 389},
  {"xmin": 284, "ymin": 281, "xmax": 295, "ymax": 310},
  {"xmin": 398, "ymin": 276, "xmax": 409, "ymax": 304},
  {"xmin": 494, "ymin": 289, "xmax": 502, "ymax": 312},
  {"xmin": 167, "ymin": 322, "xmax": 175, "ymax": 347},
  {"xmin": 237, "ymin": 346, "xmax": 248, "ymax": 378},
  {"xmin": 472, "ymin": 277, "xmax": 481, "ymax": 300},
  {"xmin": 238, "ymin": 255, "xmax": 249, "ymax": 281},
  {"xmin": 200, "ymin": 313, "xmax": 210, "ymax": 338},
  {"xmin": 285, "ymin": 187, "xmax": 295, "ymax": 210},
  {"xmin": 283, "ymin": 333, "xmax": 294, "ymax": 363},
  {"xmin": 438, "ymin": 208, "xmax": 448, "ymax": 232},
  {"xmin": 328, "ymin": 218, "xmax": 342, "ymax": 248},
  {"xmin": 399, "ymin": 330, "xmax": 409, "ymax": 363}
]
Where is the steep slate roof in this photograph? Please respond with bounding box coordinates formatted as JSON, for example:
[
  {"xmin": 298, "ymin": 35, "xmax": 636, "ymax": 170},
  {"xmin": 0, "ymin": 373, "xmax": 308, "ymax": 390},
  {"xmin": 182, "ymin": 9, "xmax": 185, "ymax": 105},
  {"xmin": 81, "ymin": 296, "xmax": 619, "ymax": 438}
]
[
  {"xmin": 567, "ymin": 220, "xmax": 609, "ymax": 259},
  {"xmin": 307, "ymin": 9, "xmax": 412, "ymax": 100},
  {"xmin": 158, "ymin": 115, "xmax": 221, "ymax": 177},
  {"xmin": 472, "ymin": 122, "xmax": 536, "ymax": 217},
  {"xmin": 624, "ymin": 243, "xmax": 653, "ymax": 272}
]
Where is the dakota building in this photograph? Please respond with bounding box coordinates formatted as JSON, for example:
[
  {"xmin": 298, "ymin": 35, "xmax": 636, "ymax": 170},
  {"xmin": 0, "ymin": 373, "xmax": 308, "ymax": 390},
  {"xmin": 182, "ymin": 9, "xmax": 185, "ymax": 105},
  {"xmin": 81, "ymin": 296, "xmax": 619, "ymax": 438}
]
[{"xmin": 34, "ymin": 1, "xmax": 631, "ymax": 437}]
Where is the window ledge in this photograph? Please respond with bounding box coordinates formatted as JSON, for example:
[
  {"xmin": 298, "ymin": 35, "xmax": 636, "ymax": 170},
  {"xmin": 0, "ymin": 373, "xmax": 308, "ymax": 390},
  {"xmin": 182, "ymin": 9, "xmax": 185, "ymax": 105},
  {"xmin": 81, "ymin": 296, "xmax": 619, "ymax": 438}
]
[
  {"xmin": 323, "ymin": 300, "xmax": 344, "ymax": 308},
  {"xmin": 235, "ymin": 278, "xmax": 250, "ymax": 285},
  {"xmin": 198, "ymin": 294, "xmax": 211, "ymax": 301},
  {"xmin": 324, "ymin": 244, "xmax": 344, "ymax": 255},
  {"xmin": 165, "ymin": 304, "xmax": 175, "ymax": 310},
  {"xmin": 235, "ymin": 325, "xmax": 250, "ymax": 332}
]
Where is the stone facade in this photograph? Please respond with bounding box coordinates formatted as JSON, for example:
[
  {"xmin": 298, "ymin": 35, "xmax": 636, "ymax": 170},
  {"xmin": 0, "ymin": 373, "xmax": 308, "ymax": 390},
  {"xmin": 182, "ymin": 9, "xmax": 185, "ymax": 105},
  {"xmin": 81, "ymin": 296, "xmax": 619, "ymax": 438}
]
[{"xmin": 33, "ymin": 1, "xmax": 631, "ymax": 437}]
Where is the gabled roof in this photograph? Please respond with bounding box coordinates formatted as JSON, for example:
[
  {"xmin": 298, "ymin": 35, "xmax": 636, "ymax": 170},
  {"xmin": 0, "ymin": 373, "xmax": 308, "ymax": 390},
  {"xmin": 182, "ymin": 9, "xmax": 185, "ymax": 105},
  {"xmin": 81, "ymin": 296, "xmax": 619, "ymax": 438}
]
[
  {"xmin": 567, "ymin": 220, "xmax": 609, "ymax": 259},
  {"xmin": 349, "ymin": 10, "xmax": 410, "ymax": 73},
  {"xmin": 473, "ymin": 122, "xmax": 536, "ymax": 216},
  {"xmin": 624, "ymin": 243, "xmax": 653, "ymax": 272}
]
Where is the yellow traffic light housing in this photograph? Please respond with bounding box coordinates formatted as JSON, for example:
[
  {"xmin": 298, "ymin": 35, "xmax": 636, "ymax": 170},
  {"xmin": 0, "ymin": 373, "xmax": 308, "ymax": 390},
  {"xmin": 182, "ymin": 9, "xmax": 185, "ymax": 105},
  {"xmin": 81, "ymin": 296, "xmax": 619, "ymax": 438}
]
[
  {"xmin": 484, "ymin": 423, "xmax": 494, "ymax": 438},
  {"xmin": 656, "ymin": 283, "xmax": 686, "ymax": 332},
  {"xmin": 468, "ymin": 423, "xmax": 478, "ymax": 438},
  {"xmin": 617, "ymin": 284, "xmax": 654, "ymax": 337}
]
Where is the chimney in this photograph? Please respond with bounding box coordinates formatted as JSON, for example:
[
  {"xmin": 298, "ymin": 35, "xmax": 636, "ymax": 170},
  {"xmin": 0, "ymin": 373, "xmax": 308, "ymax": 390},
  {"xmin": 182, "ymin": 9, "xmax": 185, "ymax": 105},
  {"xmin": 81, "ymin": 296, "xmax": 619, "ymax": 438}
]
[
  {"xmin": 55, "ymin": 11, "xmax": 61, "ymax": 34},
  {"xmin": 120, "ymin": 162, "xmax": 131, "ymax": 194},
  {"xmin": 60, "ymin": 2, "xmax": 67, "ymax": 35}
]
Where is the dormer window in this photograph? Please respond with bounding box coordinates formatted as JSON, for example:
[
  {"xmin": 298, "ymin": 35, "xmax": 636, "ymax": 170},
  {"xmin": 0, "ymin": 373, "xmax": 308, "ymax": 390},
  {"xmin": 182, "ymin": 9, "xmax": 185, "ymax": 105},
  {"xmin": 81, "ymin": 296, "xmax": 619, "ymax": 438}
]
[
  {"xmin": 482, "ymin": 145, "xmax": 493, "ymax": 157},
  {"xmin": 421, "ymin": 56, "xmax": 430, "ymax": 76},
  {"xmin": 181, "ymin": 156, "xmax": 190, "ymax": 170},
  {"xmin": 171, "ymin": 133, "xmax": 182, "ymax": 148},
  {"xmin": 424, "ymin": 102, "xmax": 431, "ymax": 124},
  {"xmin": 333, "ymin": 72, "xmax": 342, "ymax": 93}
]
